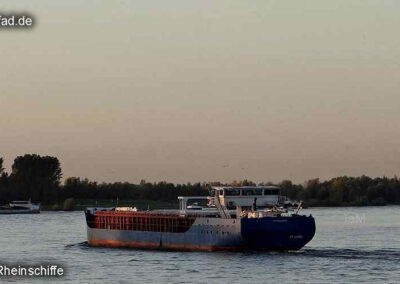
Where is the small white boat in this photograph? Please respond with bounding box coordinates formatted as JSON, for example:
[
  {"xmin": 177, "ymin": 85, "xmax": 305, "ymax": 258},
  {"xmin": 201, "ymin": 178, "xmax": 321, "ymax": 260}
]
[{"xmin": 0, "ymin": 200, "xmax": 40, "ymax": 214}]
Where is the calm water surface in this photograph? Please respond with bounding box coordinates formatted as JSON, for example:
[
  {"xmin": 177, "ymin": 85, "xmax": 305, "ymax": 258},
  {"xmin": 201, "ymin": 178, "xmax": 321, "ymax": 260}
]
[{"xmin": 1, "ymin": 207, "xmax": 400, "ymax": 283}]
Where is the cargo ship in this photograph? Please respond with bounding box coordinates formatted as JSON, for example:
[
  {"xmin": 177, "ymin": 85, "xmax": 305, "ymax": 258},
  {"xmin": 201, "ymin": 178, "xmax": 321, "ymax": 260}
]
[{"xmin": 85, "ymin": 186, "xmax": 316, "ymax": 251}]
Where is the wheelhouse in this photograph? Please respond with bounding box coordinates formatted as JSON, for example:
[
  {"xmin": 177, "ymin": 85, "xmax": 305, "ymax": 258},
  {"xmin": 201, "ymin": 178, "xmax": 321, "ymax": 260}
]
[
  {"xmin": 213, "ymin": 186, "xmax": 280, "ymax": 197},
  {"xmin": 212, "ymin": 186, "xmax": 280, "ymax": 208}
]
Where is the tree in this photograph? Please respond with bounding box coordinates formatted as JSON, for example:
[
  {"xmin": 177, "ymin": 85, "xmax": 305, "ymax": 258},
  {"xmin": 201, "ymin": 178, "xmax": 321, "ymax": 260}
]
[
  {"xmin": 279, "ymin": 180, "xmax": 292, "ymax": 197},
  {"xmin": 229, "ymin": 180, "xmax": 256, "ymax": 186},
  {"xmin": 9, "ymin": 154, "xmax": 62, "ymax": 204},
  {"xmin": 0, "ymin": 157, "xmax": 4, "ymax": 175},
  {"xmin": 0, "ymin": 157, "xmax": 11, "ymax": 203}
]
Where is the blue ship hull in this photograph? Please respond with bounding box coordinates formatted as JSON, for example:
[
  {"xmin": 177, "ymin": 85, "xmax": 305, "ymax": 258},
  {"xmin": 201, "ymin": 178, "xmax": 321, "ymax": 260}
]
[{"xmin": 241, "ymin": 215, "xmax": 316, "ymax": 250}]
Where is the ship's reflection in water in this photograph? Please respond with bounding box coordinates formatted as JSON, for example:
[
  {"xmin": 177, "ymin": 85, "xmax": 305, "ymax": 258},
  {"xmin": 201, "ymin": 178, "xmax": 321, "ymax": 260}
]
[{"xmin": 1, "ymin": 206, "xmax": 399, "ymax": 283}]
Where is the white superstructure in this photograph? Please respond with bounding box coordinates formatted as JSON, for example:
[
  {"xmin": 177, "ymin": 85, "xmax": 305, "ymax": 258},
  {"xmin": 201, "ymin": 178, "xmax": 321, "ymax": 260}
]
[{"xmin": 9, "ymin": 200, "xmax": 40, "ymax": 212}]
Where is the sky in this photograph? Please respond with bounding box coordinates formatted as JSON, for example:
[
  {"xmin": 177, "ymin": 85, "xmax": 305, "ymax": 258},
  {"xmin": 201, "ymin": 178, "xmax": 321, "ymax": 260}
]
[{"xmin": 1, "ymin": 1, "xmax": 399, "ymax": 184}]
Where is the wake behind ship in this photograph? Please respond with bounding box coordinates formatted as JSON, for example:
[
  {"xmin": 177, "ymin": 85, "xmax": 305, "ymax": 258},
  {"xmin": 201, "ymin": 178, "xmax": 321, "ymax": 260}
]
[{"xmin": 85, "ymin": 186, "xmax": 315, "ymax": 251}]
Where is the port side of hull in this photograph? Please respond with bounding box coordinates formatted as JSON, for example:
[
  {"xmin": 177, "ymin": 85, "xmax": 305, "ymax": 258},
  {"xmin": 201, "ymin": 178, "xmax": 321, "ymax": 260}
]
[
  {"xmin": 87, "ymin": 217, "xmax": 244, "ymax": 252},
  {"xmin": 86, "ymin": 215, "xmax": 316, "ymax": 251}
]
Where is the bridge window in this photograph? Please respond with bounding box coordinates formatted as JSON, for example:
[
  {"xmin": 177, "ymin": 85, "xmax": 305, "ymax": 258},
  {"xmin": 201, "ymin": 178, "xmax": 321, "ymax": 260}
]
[
  {"xmin": 225, "ymin": 189, "xmax": 240, "ymax": 196},
  {"xmin": 241, "ymin": 188, "xmax": 262, "ymax": 195},
  {"xmin": 242, "ymin": 189, "xmax": 253, "ymax": 195},
  {"xmin": 264, "ymin": 189, "xmax": 279, "ymax": 195}
]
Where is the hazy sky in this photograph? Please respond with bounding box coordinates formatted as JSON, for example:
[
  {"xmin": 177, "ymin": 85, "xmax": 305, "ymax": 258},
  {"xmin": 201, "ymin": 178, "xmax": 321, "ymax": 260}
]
[{"xmin": 1, "ymin": 1, "xmax": 399, "ymax": 184}]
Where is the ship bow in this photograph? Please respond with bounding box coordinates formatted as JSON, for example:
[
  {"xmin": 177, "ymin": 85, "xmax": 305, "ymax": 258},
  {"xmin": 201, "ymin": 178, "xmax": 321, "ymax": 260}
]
[{"xmin": 241, "ymin": 215, "xmax": 316, "ymax": 251}]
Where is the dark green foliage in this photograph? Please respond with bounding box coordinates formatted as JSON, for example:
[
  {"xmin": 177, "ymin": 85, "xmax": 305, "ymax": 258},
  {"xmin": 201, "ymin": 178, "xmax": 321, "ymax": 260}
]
[
  {"xmin": 0, "ymin": 158, "xmax": 11, "ymax": 203},
  {"xmin": 60, "ymin": 178, "xmax": 207, "ymax": 202},
  {"xmin": 0, "ymin": 154, "xmax": 62, "ymax": 204},
  {"xmin": 60, "ymin": 176, "xmax": 400, "ymax": 207},
  {"xmin": 0, "ymin": 155, "xmax": 400, "ymax": 207},
  {"xmin": 279, "ymin": 175, "xmax": 400, "ymax": 206}
]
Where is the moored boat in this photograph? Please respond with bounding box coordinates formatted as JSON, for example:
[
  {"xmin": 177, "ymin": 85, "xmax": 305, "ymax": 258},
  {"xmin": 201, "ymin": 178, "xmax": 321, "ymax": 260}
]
[
  {"xmin": 0, "ymin": 200, "xmax": 40, "ymax": 214},
  {"xmin": 85, "ymin": 186, "xmax": 315, "ymax": 251}
]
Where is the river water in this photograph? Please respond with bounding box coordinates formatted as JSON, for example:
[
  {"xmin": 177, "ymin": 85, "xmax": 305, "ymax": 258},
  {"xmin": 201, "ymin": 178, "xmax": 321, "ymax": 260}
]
[{"xmin": 1, "ymin": 206, "xmax": 399, "ymax": 283}]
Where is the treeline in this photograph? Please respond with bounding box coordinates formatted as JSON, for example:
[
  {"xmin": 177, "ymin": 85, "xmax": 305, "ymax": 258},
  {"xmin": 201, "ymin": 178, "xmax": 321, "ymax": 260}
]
[
  {"xmin": 280, "ymin": 177, "xmax": 400, "ymax": 206},
  {"xmin": 0, "ymin": 155, "xmax": 207, "ymax": 205},
  {"xmin": 62, "ymin": 178, "xmax": 205, "ymax": 201},
  {"xmin": 1, "ymin": 154, "xmax": 400, "ymax": 207}
]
